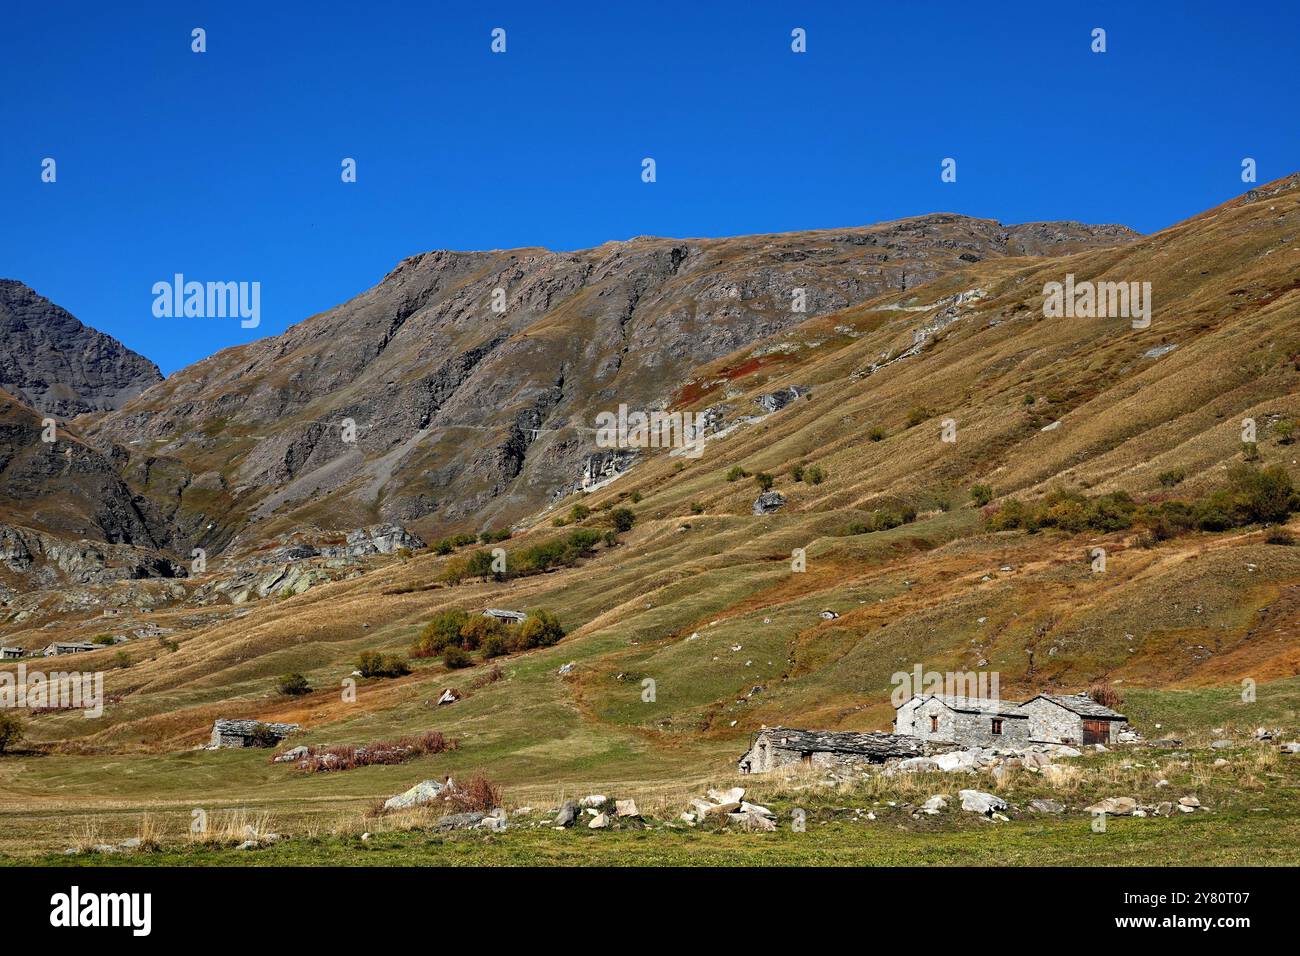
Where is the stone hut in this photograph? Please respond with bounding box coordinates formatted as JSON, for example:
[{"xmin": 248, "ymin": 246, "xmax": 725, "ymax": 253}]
[
  {"xmin": 209, "ymin": 718, "xmax": 300, "ymax": 749},
  {"xmin": 894, "ymin": 694, "xmax": 1031, "ymax": 748},
  {"xmin": 41, "ymin": 641, "xmax": 97, "ymax": 657},
  {"xmin": 483, "ymin": 608, "xmax": 526, "ymax": 624},
  {"xmin": 738, "ymin": 727, "xmax": 926, "ymax": 774},
  {"xmin": 0, "ymin": 646, "xmax": 23, "ymax": 660},
  {"xmin": 1021, "ymin": 694, "xmax": 1128, "ymax": 745}
]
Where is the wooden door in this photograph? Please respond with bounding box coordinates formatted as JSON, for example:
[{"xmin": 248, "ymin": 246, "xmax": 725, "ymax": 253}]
[{"xmin": 1082, "ymin": 719, "xmax": 1108, "ymax": 744}]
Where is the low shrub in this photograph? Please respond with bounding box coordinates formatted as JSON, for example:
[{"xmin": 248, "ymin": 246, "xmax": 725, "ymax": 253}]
[
  {"xmin": 276, "ymin": 672, "xmax": 311, "ymax": 696},
  {"xmin": 356, "ymin": 651, "xmax": 410, "ymax": 678}
]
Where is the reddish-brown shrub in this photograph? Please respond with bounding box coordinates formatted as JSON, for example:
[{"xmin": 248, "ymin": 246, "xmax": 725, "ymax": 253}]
[
  {"xmin": 442, "ymin": 771, "xmax": 501, "ymax": 813},
  {"xmin": 1088, "ymin": 682, "xmax": 1124, "ymax": 709}
]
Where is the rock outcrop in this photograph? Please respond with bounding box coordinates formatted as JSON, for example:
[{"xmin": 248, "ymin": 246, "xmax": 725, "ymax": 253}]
[{"xmin": 0, "ymin": 280, "xmax": 162, "ymax": 417}]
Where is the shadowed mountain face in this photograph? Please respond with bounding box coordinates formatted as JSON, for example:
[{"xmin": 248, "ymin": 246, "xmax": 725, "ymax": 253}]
[
  {"xmin": 0, "ymin": 280, "xmax": 162, "ymax": 417},
  {"xmin": 89, "ymin": 215, "xmax": 1136, "ymax": 554}
]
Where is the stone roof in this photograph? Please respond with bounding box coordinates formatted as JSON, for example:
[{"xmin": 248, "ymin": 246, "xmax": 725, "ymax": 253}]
[
  {"xmin": 910, "ymin": 694, "xmax": 1028, "ymax": 718},
  {"xmin": 753, "ymin": 727, "xmax": 925, "ymax": 758},
  {"xmin": 1029, "ymin": 694, "xmax": 1126, "ymax": 720}
]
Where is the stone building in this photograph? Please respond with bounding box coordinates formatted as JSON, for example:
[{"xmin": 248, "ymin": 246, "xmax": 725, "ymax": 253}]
[
  {"xmin": 737, "ymin": 727, "xmax": 926, "ymax": 774},
  {"xmin": 1021, "ymin": 694, "xmax": 1128, "ymax": 745},
  {"xmin": 209, "ymin": 718, "xmax": 300, "ymax": 749},
  {"xmin": 41, "ymin": 641, "xmax": 97, "ymax": 657},
  {"xmin": 894, "ymin": 694, "xmax": 1032, "ymax": 748},
  {"xmin": 0, "ymin": 646, "xmax": 23, "ymax": 660},
  {"xmin": 483, "ymin": 608, "xmax": 526, "ymax": 624}
]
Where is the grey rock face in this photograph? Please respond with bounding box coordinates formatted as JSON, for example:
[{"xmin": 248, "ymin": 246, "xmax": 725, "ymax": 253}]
[
  {"xmin": 752, "ymin": 491, "xmax": 787, "ymax": 515},
  {"xmin": 0, "ymin": 280, "xmax": 162, "ymax": 417}
]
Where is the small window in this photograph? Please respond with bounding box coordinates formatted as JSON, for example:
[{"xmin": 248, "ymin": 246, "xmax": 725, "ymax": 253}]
[
  {"xmin": 930, "ymin": 715, "xmax": 939, "ymax": 733},
  {"xmin": 991, "ymin": 718, "xmax": 1004, "ymax": 735}
]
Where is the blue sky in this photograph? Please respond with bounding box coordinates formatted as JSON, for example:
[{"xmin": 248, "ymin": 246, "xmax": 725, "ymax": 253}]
[{"xmin": 2, "ymin": 1, "xmax": 1297, "ymax": 374}]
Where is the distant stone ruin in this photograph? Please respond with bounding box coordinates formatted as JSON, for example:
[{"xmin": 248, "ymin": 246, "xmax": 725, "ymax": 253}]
[{"xmin": 209, "ymin": 718, "xmax": 300, "ymax": 749}]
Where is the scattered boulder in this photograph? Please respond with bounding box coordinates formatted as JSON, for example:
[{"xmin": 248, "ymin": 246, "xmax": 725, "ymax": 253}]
[
  {"xmin": 553, "ymin": 800, "xmax": 581, "ymax": 828},
  {"xmin": 958, "ymin": 790, "xmax": 1007, "ymax": 816},
  {"xmin": 615, "ymin": 799, "xmax": 640, "ymax": 818},
  {"xmin": 432, "ymin": 812, "xmax": 485, "ymax": 831},
  {"xmin": 1210, "ymin": 739, "xmax": 1233, "ymax": 749},
  {"xmin": 383, "ymin": 779, "xmax": 445, "ymax": 812},
  {"xmin": 273, "ymin": 745, "xmax": 309, "ymax": 764},
  {"xmin": 588, "ymin": 812, "xmax": 610, "ymax": 830},
  {"xmin": 920, "ymin": 795, "xmax": 948, "ymax": 814},
  {"xmin": 580, "ymin": 794, "xmax": 607, "ymax": 808},
  {"xmin": 896, "ymin": 757, "xmax": 940, "ymax": 773},
  {"xmin": 1085, "ymin": 797, "xmax": 1138, "ymax": 816},
  {"xmin": 1178, "ymin": 795, "xmax": 1201, "ymax": 809},
  {"xmin": 729, "ymin": 811, "xmax": 776, "ymax": 832},
  {"xmin": 707, "ymin": 787, "xmax": 745, "ymax": 804},
  {"xmin": 752, "ymin": 492, "xmax": 787, "ymax": 515},
  {"xmin": 1279, "ymin": 742, "xmax": 1300, "ymax": 754},
  {"xmin": 934, "ymin": 751, "xmax": 979, "ymax": 773},
  {"xmin": 477, "ymin": 808, "xmax": 508, "ymax": 832},
  {"xmin": 435, "ymin": 688, "xmax": 460, "ymax": 706},
  {"xmin": 1029, "ymin": 799, "xmax": 1065, "ymax": 814}
]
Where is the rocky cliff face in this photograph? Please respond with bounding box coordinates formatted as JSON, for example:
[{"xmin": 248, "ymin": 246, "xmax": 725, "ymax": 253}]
[
  {"xmin": 0, "ymin": 280, "xmax": 163, "ymax": 417},
  {"xmin": 91, "ymin": 215, "xmax": 1136, "ymax": 553}
]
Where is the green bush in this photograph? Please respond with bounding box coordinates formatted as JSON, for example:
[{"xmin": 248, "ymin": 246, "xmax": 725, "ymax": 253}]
[
  {"xmin": 610, "ymin": 507, "xmax": 636, "ymax": 533},
  {"xmin": 806, "ymin": 465, "xmax": 826, "ymax": 485},
  {"xmin": 443, "ymin": 647, "xmax": 472, "ymax": 669},
  {"xmin": 356, "ymin": 651, "xmax": 410, "ymax": 678},
  {"xmin": 412, "ymin": 609, "xmax": 471, "ymax": 657},
  {"xmin": 754, "ymin": 473, "xmax": 775, "ymax": 492},
  {"xmin": 725, "ymin": 465, "xmax": 748, "ymax": 482},
  {"xmin": 465, "ymin": 549, "xmax": 496, "ymax": 579},
  {"xmin": 1157, "ymin": 468, "xmax": 1185, "ymax": 487},
  {"xmin": 516, "ymin": 609, "xmax": 565, "ymax": 650},
  {"xmin": 867, "ymin": 426, "xmax": 886, "ymax": 442},
  {"xmin": 970, "ymin": 484, "xmax": 994, "ymax": 507},
  {"xmin": 569, "ymin": 504, "xmax": 591, "ymax": 522},
  {"xmin": 276, "ymin": 672, "xmax": 311, "ymax": 696},
  {"xmin": 790, "ymin": 464, "xmax": 805, "ymax": 482}
]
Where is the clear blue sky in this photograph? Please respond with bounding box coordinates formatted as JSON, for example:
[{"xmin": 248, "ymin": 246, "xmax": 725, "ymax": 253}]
[{"xmin": 2, "ymin": 0, "xmax": 1297, "ymax": 374}]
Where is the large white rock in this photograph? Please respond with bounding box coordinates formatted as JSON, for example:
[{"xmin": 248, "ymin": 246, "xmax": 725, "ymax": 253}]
[
  {"xmin": 1085, "ymin": 797, "xmax": 1138, "ymax": 815},
  {"xmin": 920, "ymin": 795, "xmax": 948, "ymax": 813},
  {"xmin": 383, "ymin": 779, "xmax": 445, "ymax": 812},
  {"xmin": 588, "ymin": 812, "xmax": 610, "ymax": 829},
  {"xmin": 896, "ymin": 757, "xmax": 940, "ymax": 773},
  {"xmin": 615, "ymin": 799, "xmax": 640, "ymax": 818},
  {"xmin": 934, "ymin": 751, "xmax": 979, "ymax": 772},
  {"xmin": 959, "ymin": 790, "xmax": 1007, "ymax": 815},
  {"xmin": 707, "ymin": 787, "xmax": 745, "ymax": 804},
  {"xmin": 580, "ymin": 794, "xmax": 607, "ymax": 808}
]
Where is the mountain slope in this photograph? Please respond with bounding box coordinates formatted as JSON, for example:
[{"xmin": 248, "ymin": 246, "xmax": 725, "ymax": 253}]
[
  {"xmin": 0, "ymin": 280, "xmax": 162, "ymax": 417},
  {"xmin": 91, "ymin": 216, "xmax": 1135, "ymax": 557}
]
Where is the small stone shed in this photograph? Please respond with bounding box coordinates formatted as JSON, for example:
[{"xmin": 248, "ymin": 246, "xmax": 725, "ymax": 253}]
[
  {"xmin": 738, "ymin": 727, "xmax": 925, "ymax": 774},
  {"xmin": 483, "ymin": 608, "xmax": 526, "ymax": 624},
  {"xmin": 209, "ymin": 718, "xmax": 300, "ymax": 749},
  {"xmin": 41, "ymin": 641, "xmax": 97, "ymax": 657},
  {"xmin": 894, "ymin": 694, "xmax": 1031, "ymax": 748},
  {"xmin": 1021, "ymin": 694, "xmax": 1128, "ymax": 745}
]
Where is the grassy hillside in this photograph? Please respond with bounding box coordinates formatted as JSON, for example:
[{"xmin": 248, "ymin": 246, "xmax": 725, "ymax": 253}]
[{"xmin": 1, "ymin": 177, "xmax": 1298, "ymax": 860}]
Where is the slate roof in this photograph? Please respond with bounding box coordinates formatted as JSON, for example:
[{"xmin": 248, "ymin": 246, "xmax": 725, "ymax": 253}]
[
  {"xmin": 751, "ymin": 727, "xmax": 925, "ymax": 757},
  {"xmin": 908, "ymin": 694, "xmax": 1029, "ymax": 718},
  {"xmin": 1029, "ymin": 694, "xmax": 1127, "ymax": 720}
]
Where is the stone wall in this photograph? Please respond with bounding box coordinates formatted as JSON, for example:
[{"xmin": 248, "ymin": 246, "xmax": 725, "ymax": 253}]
[{"xmin": 896, "ymin": 698, "xmax": 1030, "ymax": 748}]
